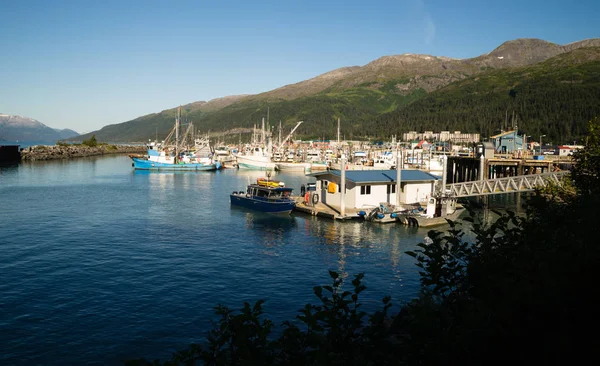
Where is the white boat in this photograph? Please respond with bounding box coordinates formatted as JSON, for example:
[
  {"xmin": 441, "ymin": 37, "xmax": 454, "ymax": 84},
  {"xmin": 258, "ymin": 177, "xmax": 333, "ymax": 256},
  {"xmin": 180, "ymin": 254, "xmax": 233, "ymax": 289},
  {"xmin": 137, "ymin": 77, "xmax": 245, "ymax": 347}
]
[
  {"xmin": 213, "ymin": 145, "xmax": 236, "ymax": 168},
  {"xmin": 426, "ymin": 155, "xmax": 444, "ymax": 175},
  {"xmin": 236, "ymin": 145, "xmax": 276, "ymax": 171},
  {"xmin": 310, "ymin": 161, "xmax": 328, "ymax": 171},
  {"xmin": 372, "ymin": 151, "xmax": 396, "ymax": 169},
  {"xmin": 275, "ymin": 161, "xmax": 311, "ymax": 172}
]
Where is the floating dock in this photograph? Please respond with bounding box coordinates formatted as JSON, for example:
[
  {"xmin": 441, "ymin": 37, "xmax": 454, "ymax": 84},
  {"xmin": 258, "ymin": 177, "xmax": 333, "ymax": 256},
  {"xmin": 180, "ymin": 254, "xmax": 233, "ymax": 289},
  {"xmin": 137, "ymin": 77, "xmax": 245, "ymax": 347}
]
[
  {"xmin": 291, "ymin": 197, "xmax": 360, "ymax": 220},
  {"xmin": 291, "ymin": 196, "xmax": 464, "ymax": 227}
]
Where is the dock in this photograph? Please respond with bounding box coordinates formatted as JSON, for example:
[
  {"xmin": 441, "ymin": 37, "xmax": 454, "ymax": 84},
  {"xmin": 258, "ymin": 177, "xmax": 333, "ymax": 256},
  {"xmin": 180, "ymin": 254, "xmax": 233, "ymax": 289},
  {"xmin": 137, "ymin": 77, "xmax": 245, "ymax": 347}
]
[
  {"xmin": 291, "ymin": 196, "xmax": 360, "ymax": 220},
  {"xmin": 291, "ymin": 196, "xmax": 464, "ymax": 227}
]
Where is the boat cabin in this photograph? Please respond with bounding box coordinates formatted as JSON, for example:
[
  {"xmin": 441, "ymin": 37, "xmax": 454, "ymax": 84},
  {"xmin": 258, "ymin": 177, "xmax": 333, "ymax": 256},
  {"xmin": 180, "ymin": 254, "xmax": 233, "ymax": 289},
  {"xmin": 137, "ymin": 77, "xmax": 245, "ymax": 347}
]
[{"xmin": 246, "ymin": 184, "xmax": 292, "ymax": 200}]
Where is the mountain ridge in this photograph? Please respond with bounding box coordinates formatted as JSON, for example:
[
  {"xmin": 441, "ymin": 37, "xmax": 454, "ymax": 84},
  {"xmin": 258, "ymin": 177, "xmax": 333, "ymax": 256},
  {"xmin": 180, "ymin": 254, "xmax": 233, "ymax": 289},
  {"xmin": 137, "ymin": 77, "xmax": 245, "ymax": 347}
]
[
  {"xmin": 61, "ymin": 37, "xmax": 600, "ymax": 142},
  {"xmin": 0, "ymin": 114, "xmax": 79, "ymax": 141}
]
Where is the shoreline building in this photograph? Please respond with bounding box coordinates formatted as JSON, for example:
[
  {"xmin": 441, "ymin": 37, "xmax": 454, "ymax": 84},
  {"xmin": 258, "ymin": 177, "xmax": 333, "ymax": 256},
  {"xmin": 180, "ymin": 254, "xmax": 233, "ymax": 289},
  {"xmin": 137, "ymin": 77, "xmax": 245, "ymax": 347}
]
[
  {"xmin": 490, "ymin": 130, "xmax": 524, "ymax": 154},
  {"xmin": 307, "ymin": 169, "xmax": 440, "ymax": 209},
  {"xmin": 403, "ymin": 131, "xmax": 480, "ymax": 144}
]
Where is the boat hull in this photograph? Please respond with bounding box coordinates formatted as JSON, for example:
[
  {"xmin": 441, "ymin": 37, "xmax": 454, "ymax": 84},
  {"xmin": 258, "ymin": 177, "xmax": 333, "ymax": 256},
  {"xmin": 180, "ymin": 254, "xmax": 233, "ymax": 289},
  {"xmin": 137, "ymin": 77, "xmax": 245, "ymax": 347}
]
[
  {"xmin": 236, "ymin": 155, "xmax": 276, "ymax": 171},
  {"xmin": 132, "ymin": 157, "xmax": 217, "ymax": 171},
  {"xmin": 275, "ymin": 162, "xmax": 311, "ymax": 172},
  {"xmin": 230, "ymin": 194, "xmax": 295, "ymax": 213}
]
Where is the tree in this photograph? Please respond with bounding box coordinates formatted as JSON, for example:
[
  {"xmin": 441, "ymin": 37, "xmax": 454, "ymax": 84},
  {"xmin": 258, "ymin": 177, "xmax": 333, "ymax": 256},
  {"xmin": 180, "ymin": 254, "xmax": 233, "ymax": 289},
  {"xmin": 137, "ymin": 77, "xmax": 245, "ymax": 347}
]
[
  {"xmin": 82, "ymin": 135, "xmax": 98, "ymax": 147},
  {"xmin": 571, "ymin": 116, "xmax": 600, "ymax": 195}
]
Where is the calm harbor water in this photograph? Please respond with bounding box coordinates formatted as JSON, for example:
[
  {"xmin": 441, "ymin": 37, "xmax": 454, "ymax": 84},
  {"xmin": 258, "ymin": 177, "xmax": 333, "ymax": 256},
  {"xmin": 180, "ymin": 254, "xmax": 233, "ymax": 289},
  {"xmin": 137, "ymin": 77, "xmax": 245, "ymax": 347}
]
[{"xmin": 0, "ymin": 154, "xmax": 447, "ymax": 365}]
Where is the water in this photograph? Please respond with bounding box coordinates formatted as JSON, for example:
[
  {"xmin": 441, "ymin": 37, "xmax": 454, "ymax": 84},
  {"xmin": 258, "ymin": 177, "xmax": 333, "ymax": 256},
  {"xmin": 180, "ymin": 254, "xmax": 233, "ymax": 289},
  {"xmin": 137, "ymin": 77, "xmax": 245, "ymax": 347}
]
[{"xmin": 1, "ymin": 155, "xmax": 435, "ymax": 365}]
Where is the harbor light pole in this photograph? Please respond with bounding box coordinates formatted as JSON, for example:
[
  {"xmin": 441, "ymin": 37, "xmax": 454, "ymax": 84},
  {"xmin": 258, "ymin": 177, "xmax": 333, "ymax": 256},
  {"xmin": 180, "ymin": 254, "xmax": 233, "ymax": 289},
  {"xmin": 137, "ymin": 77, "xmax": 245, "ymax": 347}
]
[{"xmin": 539, "ymin": 134, "xmax": 546, "ymax": 155}]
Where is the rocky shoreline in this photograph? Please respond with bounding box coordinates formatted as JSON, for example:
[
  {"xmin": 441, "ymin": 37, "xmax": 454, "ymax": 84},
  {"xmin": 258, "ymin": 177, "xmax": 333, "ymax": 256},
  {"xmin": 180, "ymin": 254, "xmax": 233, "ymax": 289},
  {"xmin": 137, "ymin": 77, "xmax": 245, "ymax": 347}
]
[{"xmin": 20, "ymin": 144, "xmax": 147, "ymax": 161}]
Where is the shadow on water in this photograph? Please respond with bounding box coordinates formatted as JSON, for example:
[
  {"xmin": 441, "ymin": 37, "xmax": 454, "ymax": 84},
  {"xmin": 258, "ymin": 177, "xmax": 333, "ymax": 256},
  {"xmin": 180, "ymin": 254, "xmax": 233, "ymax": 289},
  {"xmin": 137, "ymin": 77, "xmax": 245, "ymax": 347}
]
[
  {"xmin": 230, "ymin": 205, "xmax": 299, "ymax": 249},
  {"xmin": 231, "ymin": 205, "xmax": 298, "ymax": 227},
  {"xmin": 132, "ymin": 169, "xmax": 221, "ymax": 176},
  {"xmin": 0, "ymin": 161, "xmax": 20, "ymax": 170}
]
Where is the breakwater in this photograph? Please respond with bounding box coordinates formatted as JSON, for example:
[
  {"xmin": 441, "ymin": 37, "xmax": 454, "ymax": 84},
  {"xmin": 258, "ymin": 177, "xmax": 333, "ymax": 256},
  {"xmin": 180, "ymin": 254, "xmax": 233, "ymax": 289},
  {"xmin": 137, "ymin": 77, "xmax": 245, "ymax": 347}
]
[{"xmin": 20, "ymin": 144, "xmax": 146, "ymax": 161}]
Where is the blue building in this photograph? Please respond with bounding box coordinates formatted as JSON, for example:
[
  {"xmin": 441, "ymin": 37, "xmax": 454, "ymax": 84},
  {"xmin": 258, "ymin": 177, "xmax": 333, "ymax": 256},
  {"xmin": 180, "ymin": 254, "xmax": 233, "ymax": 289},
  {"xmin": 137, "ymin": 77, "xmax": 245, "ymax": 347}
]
[{"xmin": 490, "ymin": 130, "xmax": 524, "ymax": 154}]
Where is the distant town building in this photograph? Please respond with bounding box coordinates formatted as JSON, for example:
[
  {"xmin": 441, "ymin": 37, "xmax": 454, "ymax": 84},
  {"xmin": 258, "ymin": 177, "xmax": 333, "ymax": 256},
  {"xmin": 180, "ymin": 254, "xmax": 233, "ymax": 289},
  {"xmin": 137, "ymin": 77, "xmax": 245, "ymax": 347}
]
[
  {"xmin": 557, "ymin": 145, "xmax": 584, "ymax": 156},
  {"xmin": 403, "ymin": 131, "xmax": 480, "ymax": 144},
  {"xmin": 490, "ymin": 130, "xmax": 524, "ymax": 154}
]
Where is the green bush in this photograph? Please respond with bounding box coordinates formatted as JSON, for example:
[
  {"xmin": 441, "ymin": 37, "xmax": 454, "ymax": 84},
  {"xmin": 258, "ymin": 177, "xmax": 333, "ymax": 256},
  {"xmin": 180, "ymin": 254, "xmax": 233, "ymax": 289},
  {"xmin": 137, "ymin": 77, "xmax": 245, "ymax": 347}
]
[{"xmin": 82, "ymin": 135, "xmax": 98, "ymax": 147}]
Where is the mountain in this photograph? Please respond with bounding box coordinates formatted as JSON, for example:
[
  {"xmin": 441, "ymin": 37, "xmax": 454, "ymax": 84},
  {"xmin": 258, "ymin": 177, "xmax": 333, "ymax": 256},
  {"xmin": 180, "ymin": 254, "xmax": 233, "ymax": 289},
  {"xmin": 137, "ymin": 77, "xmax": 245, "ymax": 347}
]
[
  {"xmin": 73, "ymin": 38, "xmax": 600, "ymax": 143},
  {"xmin": 376, "ymin": 46, "xmax": 600, "ymax": 145},
  {"xmin": 0, "ymin": 114, "xmax": 79, "ymax": 141}
]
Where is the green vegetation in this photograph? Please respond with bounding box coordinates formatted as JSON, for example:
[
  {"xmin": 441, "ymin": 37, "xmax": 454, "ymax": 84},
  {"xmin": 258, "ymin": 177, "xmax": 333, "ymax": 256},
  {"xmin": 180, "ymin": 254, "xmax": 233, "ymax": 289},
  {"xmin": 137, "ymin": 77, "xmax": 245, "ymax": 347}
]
[
  {"xmin": 82, "ymin": 135, "xmax": 98, "ymax": 147},
  {"xmin": 126, "ymin": 118, "xmax": 599, "ymax": 365},
  {"xmin": 377, "ymin": 48, "xmax": 600, "ymax": 143}
]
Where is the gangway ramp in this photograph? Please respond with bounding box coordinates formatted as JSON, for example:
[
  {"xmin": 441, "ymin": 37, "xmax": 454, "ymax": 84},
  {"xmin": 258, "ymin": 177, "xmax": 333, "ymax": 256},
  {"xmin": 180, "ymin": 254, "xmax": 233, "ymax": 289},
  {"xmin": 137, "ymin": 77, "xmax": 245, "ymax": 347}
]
[{"xmin": 446, "ymin": 171, "xmax": 570, "ymax": 198}]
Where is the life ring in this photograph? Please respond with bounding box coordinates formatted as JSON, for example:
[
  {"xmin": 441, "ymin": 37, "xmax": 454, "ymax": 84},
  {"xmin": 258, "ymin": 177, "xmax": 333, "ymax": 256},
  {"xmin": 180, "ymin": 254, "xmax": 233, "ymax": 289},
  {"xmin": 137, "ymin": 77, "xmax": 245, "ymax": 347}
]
[{"xmin": 312, "ymin": 193, "xmax": 319, "ymax": 205}]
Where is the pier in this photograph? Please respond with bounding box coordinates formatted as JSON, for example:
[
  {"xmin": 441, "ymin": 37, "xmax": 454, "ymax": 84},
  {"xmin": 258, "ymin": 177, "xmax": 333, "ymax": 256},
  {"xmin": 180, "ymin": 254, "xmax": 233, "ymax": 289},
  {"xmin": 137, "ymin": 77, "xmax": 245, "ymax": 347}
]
[
  {"xmin": 446, "ymin": 171, "xmax": 570, "ymax": 198},
  {"xmin": 446, "ymin": 155, "xmax": 573, "ymax": 183},
  {"xmin": 292, "ymin": 196, "xmax": 360, "ymax": 220}
]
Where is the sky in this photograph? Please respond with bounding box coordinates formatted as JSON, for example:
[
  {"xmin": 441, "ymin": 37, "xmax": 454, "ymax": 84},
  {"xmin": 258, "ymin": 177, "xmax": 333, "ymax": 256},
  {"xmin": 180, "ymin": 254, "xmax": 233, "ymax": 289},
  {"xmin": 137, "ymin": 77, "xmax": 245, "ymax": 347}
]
[{"xmin": 1, "ymin": 0, "xmax": 598, "ymax": 134}]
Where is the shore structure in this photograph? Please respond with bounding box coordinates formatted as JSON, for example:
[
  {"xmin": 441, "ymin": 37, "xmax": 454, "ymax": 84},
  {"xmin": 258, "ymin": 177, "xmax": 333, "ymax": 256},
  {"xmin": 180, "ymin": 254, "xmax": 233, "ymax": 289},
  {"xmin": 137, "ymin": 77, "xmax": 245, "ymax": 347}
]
[
  {"xmin": 19, "ymin": 144, "xmax": 146, "ymax": 161},
  {"xmin": 0, "ymin": 145, "xmax": 21, "ymax": 162},
  {"xmin": 292, "ymin": 159, "xmax": 461, "ymax": 227}
]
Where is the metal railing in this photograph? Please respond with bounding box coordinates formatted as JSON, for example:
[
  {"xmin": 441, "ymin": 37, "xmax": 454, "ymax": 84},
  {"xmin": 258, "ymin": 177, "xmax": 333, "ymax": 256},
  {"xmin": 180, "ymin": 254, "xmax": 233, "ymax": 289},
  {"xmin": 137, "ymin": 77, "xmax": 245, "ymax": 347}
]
[{"xmin": 446, "ymin": 171, "xmax": 570, "ymax": 197}]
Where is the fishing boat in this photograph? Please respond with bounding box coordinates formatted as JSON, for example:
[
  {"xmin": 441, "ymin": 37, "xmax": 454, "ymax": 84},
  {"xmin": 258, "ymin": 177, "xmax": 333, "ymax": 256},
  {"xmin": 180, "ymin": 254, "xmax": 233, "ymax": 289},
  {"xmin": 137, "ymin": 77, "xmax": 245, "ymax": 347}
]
[
  {"xmin": 130, "ymin": 108, "xmax": 219, "ymax": 171},
  {"xmin": 230, "ymin": 177, "xmax": 295, "ymax": 214},
  {"xmin": 275, "ymin": 161, "xmax": 311, "ymax": 172},
  {"xmin": 209, "ymin": 144, "xmax": 236, "ymax": 168},
  {"xmin": 235, "ymin": 145, "xmax": 277, "ymax": 171}
]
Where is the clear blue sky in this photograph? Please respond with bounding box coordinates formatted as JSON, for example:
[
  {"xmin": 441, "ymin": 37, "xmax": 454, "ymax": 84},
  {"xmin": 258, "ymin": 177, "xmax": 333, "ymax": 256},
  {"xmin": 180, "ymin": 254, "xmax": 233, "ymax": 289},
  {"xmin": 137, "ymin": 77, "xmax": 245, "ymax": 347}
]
[{"xmin": 1, "ymin": 0, "xmax": 598, "ymax": 133}]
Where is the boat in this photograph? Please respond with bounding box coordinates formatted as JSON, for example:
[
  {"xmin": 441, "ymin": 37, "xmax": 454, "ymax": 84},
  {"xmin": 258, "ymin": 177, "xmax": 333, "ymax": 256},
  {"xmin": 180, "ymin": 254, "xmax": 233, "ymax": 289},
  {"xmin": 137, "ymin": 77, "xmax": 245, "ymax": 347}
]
[
  {"xmin": 235, "ymin": 145, "xmax": 277, "ymax": 171},
  {"xmin": 275, "ymin": 161, "xmax": 311, "ymax": 172},
  {"xmin": 235, "ymin": 119, "xmax": 277, "ymax": 171},
  {"xmin": 230, "ymin": 177, "xmax": 296, "ymax": 214},
  {"xmin": 372, "ymin": 151, "xmax": 396, "ymax": 169},
  {"xmin": 309, "ymin": 161, "xmax": 328, "ymax": 171},
  {"xmin": 213, "ymin": 145, "xmax": 236, "ymax": 168},
  {"xmin": 358, "ymin": 194, "xmax": 464, "ymax": 226},
  {"xmin": 130, "ymin": 108, "xmax": 219, "ymax": 171},
  {"xmin": 257, "ymin": 177, "xmax": 286, "ymax": 188}
]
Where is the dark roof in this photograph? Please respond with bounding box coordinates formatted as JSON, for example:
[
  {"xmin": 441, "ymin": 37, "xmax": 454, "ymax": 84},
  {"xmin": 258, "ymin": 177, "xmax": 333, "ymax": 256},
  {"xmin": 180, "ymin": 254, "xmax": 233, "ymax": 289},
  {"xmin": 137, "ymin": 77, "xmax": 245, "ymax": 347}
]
[{"xmin": 307, "ymin": 169, "xmax": 440, "ymax": 183}]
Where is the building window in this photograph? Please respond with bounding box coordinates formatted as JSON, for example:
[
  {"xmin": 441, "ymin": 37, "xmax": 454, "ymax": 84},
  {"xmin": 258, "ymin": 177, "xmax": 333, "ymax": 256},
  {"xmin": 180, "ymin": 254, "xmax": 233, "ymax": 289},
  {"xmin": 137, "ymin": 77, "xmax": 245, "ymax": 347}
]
[
  {"xmin": 360, "ymin": 185, "xmax": 371, "ymax": 195},
  {"xmin": 387, "ymin": 184, "xmax": 396, "ymax": 194}
]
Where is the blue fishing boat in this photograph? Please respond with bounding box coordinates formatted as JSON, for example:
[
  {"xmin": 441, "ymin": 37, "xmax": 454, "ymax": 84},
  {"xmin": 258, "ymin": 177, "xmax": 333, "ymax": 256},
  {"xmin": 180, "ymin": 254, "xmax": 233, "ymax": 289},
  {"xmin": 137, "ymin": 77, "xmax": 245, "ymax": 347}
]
[
  {"xmin": 230, "ymin": 178, "xmax": 295, "ymax": 214},
  {"xmin": 130, "ymin": 107, "xmax": 220, "ymax": 171},
  {"xmin": 131, "ymin": 156, "xmax": 219, "ymax": 171}
]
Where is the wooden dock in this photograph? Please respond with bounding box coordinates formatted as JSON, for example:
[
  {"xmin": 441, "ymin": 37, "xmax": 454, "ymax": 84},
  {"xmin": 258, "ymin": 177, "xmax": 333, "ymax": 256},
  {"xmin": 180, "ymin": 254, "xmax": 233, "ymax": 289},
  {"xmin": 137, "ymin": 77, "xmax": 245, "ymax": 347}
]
[
  {"xmin": 291, "ymin": 197, "xmax": 360, "ymax": 220},
  {"xmin": 291, "ymin": 196, "xmax": 464, "ymax": 227}
]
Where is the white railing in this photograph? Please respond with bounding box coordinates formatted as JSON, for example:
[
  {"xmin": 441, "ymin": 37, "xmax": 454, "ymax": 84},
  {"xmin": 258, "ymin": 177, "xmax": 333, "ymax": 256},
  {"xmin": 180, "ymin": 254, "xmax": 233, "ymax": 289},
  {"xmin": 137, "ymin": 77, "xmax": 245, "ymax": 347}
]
[{"xmin": 446, "ymin": 171, "xmax": 570, "ymax": 197}]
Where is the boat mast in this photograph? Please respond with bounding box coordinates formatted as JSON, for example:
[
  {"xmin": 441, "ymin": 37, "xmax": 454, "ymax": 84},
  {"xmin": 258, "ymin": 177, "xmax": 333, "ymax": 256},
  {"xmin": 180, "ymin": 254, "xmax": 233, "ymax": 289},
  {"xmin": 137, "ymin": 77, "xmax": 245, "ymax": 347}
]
[
  {"xmin": 175, "ymin": 106, "xmax": 180, "ymax": 163},
  {"xmin": 337, "ymin": 117, "xmax": 340, "ymax": 146},
  {"xmin": 278, "ymin": 120, "xmax": 282, "ymax": 148}
]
